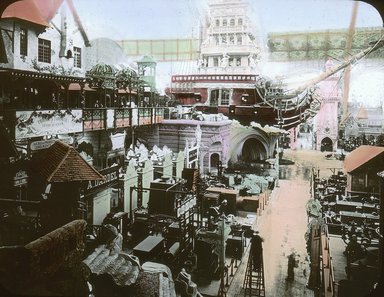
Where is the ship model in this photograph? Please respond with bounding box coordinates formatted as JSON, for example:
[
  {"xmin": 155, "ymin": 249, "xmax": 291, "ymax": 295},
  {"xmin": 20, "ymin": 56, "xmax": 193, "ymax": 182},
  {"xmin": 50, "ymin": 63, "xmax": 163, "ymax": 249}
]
[{"xmin": 165, "ymin": 0, "xmax": 383, "ymax": 130}]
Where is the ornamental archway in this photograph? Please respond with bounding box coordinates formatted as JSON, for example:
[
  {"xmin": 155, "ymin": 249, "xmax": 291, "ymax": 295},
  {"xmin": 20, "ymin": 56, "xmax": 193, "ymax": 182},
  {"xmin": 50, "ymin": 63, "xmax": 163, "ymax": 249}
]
[
  {"xmin": 229, "ymin": 125, "xmax": 275, "ymax": 164},
  {"xmin": 320, "ymin": 137, "xmax": 333, "ymax": 152},
  {"xmin": 241, "ymin": 138, "xmax": 267, "ymax": 162},
  {"xmin": 210, "ymin": 152, "xmax": 221, "ymax": 173}
]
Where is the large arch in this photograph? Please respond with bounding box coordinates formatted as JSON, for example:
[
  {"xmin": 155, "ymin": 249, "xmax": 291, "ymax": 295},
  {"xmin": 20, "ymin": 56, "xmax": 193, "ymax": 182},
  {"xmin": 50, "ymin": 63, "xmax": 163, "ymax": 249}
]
[
  {"xmin": 241, "ymin": 138, "xmax": 267, "ymax": 162},
  {"xmin": 228, "ymin": 124, "xmax": 278, "ymax": 163}
]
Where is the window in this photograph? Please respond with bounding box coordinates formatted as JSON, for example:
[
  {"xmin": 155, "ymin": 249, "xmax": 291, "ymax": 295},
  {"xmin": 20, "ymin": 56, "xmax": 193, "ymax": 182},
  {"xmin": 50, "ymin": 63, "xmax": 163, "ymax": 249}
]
[
  {"xmin": 229, "ymin": 34, "xmax": 235, "ymax": 44},
  {"xmin": 221, "ymin": 34, "xmax": 227, "ymax": 44},
  {"xmin": 223, "ymin": 19, "xmax": 227, "ymax": 26},
  {"xmin": 38, "ymin": 38, "xmax": 51, "ymax": 63},
  {"xmin": 216, "ymin": 19, "xmax": 220, "ymax": 26},
  {"xmin": 210, "ymin": 89, "xmax": 219, "ymax": 106},
  {"xmin": 20, "ymin": 28, "xmax": 28, "ymax": 56},
  {"xmin": 213, "ymin": 57, "xmax": 219, "ymax": 67},
  {"xmin": 351, "ymin": 172, "xmax": 366, "ymax": 192},
  {"xmin": 238, "ymin": 18, "xmax": 243, "ymax": 25},
  {"xmin": 237, "ymin": 34, "xmax": 242, "ymax": 45},
  {"xmin": 214, "ymin": 34, "xmax": 219, "ymax": 45},
  {"xmin": 221, "ymin": 89, "xmax": 230, "ymax": 105},
  {"xmin": 230, "ymin": 19, "xmax": 235, "ymax": 26},
  {"xmin": 74, "ymin": 47, "xmax": 81, "ymax": 68}
]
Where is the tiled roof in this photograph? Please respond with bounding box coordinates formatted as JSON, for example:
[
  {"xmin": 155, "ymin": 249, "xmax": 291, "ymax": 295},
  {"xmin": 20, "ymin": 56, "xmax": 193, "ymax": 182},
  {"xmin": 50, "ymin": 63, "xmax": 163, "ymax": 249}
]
[
  {"xmin": 30, "ymin": 140, "xmax": 104, "ymax": 182},
  {"xmin": 344, "ymin": 145, "xmax": 384, "ymax": 173}
]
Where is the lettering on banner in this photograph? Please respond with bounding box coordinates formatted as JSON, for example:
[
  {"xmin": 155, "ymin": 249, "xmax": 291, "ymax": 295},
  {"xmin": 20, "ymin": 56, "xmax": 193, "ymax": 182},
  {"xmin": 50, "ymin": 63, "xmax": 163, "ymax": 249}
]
[{"xmin": 86, "ymin": 169, "xmax": 118, "ymax": 191}]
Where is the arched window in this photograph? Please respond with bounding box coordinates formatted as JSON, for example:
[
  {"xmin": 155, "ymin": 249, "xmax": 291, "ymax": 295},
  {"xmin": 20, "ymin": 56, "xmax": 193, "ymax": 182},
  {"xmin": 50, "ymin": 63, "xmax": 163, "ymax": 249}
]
[
  {"xmin": 238, "ymin": 18, "xmax": 243, "ymax": 25},
  {"xmin": 237, "ymin": 34, "xmax": 242, "ymax": 45},
  {"xmin": 229, "ymin": 34, "xmax": 235, "ymax": 44},
  {"xmin": 214, "ymin": 34, "xmax": 219, "ymax": 45},
  {"xmin": 222, "ymin": 34, "xmax": 227, "ymax": 44},
  {"xmin": 216, "ymin": 19, "xmax": 220, "ymax": 26},
  {"xmin": 223, "ymin": 19, "xmax": 227, "ymax": 26},
  {"xmin": 230, "ymin": 19, "xmax": 235, "ymax": 26},
  {"xmin": 66, "ymin": 49, "xmax": 73, "ymax": 58}
]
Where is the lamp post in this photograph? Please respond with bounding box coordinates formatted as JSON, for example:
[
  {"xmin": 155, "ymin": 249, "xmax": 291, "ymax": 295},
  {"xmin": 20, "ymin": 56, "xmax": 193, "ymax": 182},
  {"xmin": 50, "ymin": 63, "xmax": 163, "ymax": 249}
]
[
  {"xmin": 376, "ymin": 171, "xmax": 384, "ymax": 279},
  {"xmin": 275, "ymin": 136, "xmax": 280, "ymax": 188}
]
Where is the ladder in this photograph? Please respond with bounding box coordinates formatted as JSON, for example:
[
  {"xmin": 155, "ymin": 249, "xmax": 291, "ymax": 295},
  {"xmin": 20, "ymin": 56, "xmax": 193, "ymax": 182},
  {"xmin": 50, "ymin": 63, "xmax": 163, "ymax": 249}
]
[{"xmin": 243, "ymin": 247, "xmax": 265, "ymax": 297}]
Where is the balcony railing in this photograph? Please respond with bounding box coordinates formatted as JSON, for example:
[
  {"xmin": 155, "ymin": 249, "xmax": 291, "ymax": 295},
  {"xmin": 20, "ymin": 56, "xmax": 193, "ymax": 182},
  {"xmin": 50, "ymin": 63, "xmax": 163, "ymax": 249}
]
[
  {"xmin": 4, "ymin": 106, "xmax": 234, "ymax": 140},
  {"xmin": 115, "ymin": 108, "xmax": 131, "ymax": 128},
  {"xmin": 83, "ymin": 108, "xmax": 107, "ymax": 131},
  {"xmin": 4, "ymin": 108, "xmax": 169, "ymax": 139}
]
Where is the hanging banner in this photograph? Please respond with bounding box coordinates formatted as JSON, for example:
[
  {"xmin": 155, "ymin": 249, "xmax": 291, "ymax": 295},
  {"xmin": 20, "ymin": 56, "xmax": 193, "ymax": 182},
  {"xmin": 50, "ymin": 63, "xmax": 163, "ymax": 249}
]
[
  {"xmin": 30, "ymin": 137, "xmax": 74, "ymax": 151},
  {"xmin": 15, "ymin": 110, "xmax": 83, "ymax": 140}
]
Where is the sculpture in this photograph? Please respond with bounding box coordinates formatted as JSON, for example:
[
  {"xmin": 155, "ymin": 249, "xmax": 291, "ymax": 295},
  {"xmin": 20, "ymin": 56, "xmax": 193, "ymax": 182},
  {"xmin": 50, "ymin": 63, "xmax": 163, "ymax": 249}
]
[{"xmin": 220, "ymin": 53, "xmax": 229, "ymax": 68}]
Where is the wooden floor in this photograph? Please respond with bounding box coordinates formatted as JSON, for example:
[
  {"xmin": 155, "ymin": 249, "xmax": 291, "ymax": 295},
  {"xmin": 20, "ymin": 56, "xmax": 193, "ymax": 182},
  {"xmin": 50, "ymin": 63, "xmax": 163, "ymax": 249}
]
[
  {"xmin": 226, "ymin": 177, "xmax": 315, "ymax": 297},
  {"xmin": 329, "ymin": 236, "xmax": 348, "ymax": 283},
  {"xmin": 199, "ymin": 149, "xmax": 346, "ymax": 297}
]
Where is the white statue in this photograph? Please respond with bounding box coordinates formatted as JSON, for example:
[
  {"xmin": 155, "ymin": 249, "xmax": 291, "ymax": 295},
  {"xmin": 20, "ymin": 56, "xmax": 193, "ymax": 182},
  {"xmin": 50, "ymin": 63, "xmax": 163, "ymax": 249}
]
[
  {"xmin": 198, "ymin": 57, "xmax": 204, "ymax": 68},
  {"xmin": 248, "ymin": 53, "xmax": 257, "ymax": 67},
  {"xmin": 221, "ymin": 53, "xmax": 229, "ymax": 68}
]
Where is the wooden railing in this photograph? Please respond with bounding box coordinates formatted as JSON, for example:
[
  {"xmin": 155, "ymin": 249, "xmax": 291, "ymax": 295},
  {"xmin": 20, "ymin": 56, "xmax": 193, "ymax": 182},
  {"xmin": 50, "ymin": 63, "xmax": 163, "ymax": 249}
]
[{"xmin": 320, "ymin": 224, "xmax": 336, "ymax": 297}]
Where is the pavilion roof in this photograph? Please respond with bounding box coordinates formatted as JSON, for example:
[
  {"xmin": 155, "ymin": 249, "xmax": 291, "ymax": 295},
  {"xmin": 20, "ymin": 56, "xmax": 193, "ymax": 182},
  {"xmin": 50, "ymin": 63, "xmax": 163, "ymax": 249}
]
[
  {"xmin": 1, "ymin": 0, "xmax": 61, "ymax": 26},
  {"xmin": 344, "ymin": 145, "xmax": 384, "ymax": 173},
  {"xmin": 1, "ymin": 0, "xmax": 90, "ymax": 46},
  {"xmin": 356, "ymin": 105, "xmax": 368, "ymax": 119},
  {"xmin": 30, "ymin": 140, "xmax": 104, "ymax": 182}
]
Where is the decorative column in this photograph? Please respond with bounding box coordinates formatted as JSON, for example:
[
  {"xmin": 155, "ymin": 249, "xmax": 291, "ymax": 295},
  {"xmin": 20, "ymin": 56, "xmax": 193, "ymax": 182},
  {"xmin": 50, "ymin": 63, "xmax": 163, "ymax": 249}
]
[
  {"xmin": 140, "ymin": 160, "xmax": 154, "ymax": 208},
  {"xmin": 174, "ymin": 151, "xmax": 185, "ymax": 179},
  {"xmin": 122, "ymin": 162, "xmax": 138, "ymax": 219},
  {"xmin": 162, "ymin": 154, "xmax": 173, "ymax": 179}
]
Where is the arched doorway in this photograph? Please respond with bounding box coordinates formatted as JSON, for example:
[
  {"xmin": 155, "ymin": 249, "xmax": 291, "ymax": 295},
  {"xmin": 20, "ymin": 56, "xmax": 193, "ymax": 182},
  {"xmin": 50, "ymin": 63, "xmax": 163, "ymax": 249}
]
[
  {"xmin": 210, "ymin": 153, "xmax": 220, "ymax": 173},
  {"xmin": 241, "ymin": 138, "xmax": 267, "ymax": 162},
  {"xmin": 320, "ymin": 137, "xmax": 333, "ymax": 152}
]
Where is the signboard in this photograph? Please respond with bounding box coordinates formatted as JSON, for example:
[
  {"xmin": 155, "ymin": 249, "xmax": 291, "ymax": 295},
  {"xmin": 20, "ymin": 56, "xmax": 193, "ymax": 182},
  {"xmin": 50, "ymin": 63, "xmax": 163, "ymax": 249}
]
[
  {"xmin": 30, "ymin": 137, "xmax": 73, "ymax": 151},
  {"xmin": 14, "ymin": 170, "xmax": 28, "ymax": 186},
  {"xmin": 86, "ymin": 166, "xmax": 119, "ymax": 192},
  {"xmin": 111, "ymin": 132, "xmax": 126, "ymax": 151},
  {"xmin": 15, "ymin": 109, "xmax": 83, "ymax": 140},
  {"xmin": 106, "ymin": 109, "xmax": 114, "ymax": 129},
  {"xmin": 188, "ymin": 147, "xmax": 198, "ymax": 161},
  {"xmin": 186, "ymin": 145, "xmax": 198, "ymax": 167}
]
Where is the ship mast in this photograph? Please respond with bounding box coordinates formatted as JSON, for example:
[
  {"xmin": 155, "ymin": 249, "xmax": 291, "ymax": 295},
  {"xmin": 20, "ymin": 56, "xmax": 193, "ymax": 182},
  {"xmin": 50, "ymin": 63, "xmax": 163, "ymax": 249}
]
[
  {"xmin": 342, "ymin": 2, "xmax": 359, "ymax": 122},
  {"xmin": 261, "ymin": 36, "xmax": 384, "ymax": 103}
]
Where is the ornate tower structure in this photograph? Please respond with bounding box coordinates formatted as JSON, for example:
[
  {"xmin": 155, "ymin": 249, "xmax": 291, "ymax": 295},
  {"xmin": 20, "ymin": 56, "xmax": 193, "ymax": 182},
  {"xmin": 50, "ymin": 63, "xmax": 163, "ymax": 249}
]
[
  {"xmin": 313, "ymin": 58, "xmax": 341, "ymax": 151},
  {"xmin": 198, "ymin": 0, "xmax": 263, "ymax": 75},
  {"xmin": 137, "ymin": 55, "xmax": 157, "ymax": 106}
]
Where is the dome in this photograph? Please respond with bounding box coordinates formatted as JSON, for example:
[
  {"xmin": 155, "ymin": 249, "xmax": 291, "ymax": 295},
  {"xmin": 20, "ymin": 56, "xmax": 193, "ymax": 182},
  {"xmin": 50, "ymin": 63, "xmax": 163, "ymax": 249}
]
[
  {"xmin": 116, "ymin": 66, "xmax": 138, "ymax": 78},
  {"xmin": 88, "ymin": 63, "xmax": 116, "ymax": 77},
  {"xmin": 138, "ymin": 55, "xmax": 156, "ymax": 65}
]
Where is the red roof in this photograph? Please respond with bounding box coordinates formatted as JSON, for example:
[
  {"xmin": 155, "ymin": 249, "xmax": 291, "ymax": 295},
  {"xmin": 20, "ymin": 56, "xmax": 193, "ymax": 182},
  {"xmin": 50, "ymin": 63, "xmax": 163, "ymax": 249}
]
[
  {"xmin": 33, "ymin": 0, "xmax": 63, "ymax": 22},
  {"xmin": 30, "ymin": 140, "xmax": 104, "ymax": 182},
  {"xmin": 356, "ymin": 105, "xmax": 368, "ymax": 120},
  {"xmin": 1, "ymin": 0, "xmax": 63, "ymax": 26},
  {"xmin": 344, "ymin": 145, "xmax": 384, "ymax": 173}
]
